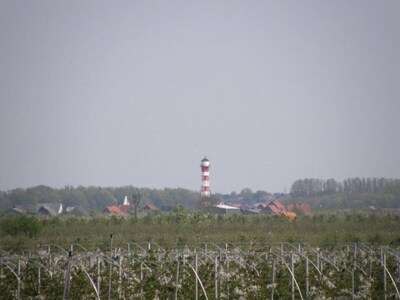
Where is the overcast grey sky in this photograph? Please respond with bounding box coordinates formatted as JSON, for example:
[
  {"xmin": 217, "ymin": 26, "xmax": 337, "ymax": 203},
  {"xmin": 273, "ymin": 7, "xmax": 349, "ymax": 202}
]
[{"xmin": 0, "ymin": 1, "xmax": 399, "ymax": 194}]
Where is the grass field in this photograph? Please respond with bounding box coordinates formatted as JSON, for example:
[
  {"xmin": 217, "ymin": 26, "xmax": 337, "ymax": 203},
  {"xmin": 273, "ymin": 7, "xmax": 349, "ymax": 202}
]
[{"xmin": 1, "ymin": 210, "xmax": 399, "ymax": 251}]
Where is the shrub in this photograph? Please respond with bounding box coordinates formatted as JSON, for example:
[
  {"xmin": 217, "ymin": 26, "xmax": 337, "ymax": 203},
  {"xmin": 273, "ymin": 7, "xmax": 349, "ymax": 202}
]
[{"xmin": 0, "ymin": 215, "xmax": 42, "ymax": 238}]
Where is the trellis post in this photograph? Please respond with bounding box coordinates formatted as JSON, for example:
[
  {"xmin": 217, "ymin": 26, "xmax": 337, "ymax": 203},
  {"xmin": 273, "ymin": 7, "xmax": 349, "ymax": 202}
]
[
  {"xmin": 305, "ymin": 256, "xmax": 309, "ymax": 299},
  {"xmin": 271, "ymin": 259, "xmax": 275, "ymax": 300},
  {"xmin": 17, "ymin": 259, "xmax": 21, "ymax": 300},
  {"xmin": 37, "ymin": 265, "xmax": 41, "ymax": 295},
  {"xmin": 290, "ymin": 252, "xmax": 294, "ymax": 300},
  {"xmin": 226, "ymin": 259, "xmax": 230, "ymax": 299},
  {"xmin": 118, "ymin": 255, "xmax": 123, "ymax": 299},
  {"xmin": 174, "ymin": 258, "xmax": 180, "ymax": 300},
  {"xmin": 383, "ymin": 252, "xmax": 387, "ymax": 300},
  {"xmin": 97, "ymin": 256, "xmax": 101, "ymax": 294},
  {"xmin": 63, "ymin": 251, "xmax": 73, "ymax": 300},
  {"xmin": 108, "ymin": 233, "xmax": 113, "ymax": 300},
  {"xmin": 351, "ymin": 263, "xmax": 355, "ymax": 300},
  {"xmin": 195, "ymin": 253, "xmax": 198, "ymax": 300},
  {"xmin": 214, "ymin": 255, "xmax": 218, "ymax": 300}
]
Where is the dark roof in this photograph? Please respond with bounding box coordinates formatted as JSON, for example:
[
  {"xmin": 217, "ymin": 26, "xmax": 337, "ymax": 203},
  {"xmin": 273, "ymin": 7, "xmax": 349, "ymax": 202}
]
[
  {"xmin": 38, "ymin": 206, "xmax": 58, "ymax": 216},
  {"xmin": 142, "ymin": 204, "xmax": 158, "ymax": 211},
  {"xmin": 37, "ymin": 203, "xmax": 63, "ymax": 216},
  {"xmin": 201, "ymin": 156, "xmax": 209, "ymax": 162}
]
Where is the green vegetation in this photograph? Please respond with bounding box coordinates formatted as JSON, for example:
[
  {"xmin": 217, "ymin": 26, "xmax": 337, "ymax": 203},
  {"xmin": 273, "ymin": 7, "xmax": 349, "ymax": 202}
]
[
  {"xmin": 0, "ymin": 215, "xmax": 42, "ymax": 238},
  {"xmin": 0, "ymin": 211, "xmax": 400, "ymax": 251}
]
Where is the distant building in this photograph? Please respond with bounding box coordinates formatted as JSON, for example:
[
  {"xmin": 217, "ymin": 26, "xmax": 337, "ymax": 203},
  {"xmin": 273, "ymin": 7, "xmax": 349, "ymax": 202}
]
[
  {"xmin": 6, "ymin": 206, "xmax": 27, "ymax": 215},
  {"xmin": 259, "ymin": 204, "xmax": 280, "ymax": 215},
  {"xmin": 258, "ymin": 201, "xmax": 285, "ymax": 216},
  {"xmin": 258, "ymin": 200, "xmax": 298, "ymax": 220},
  {"xmin": 37, "ymin": 203, "xmax": 63, "ymax": 216},
  {"xmin": 103, "ymin": 203, "xmax": 159, "ymax": 216},
  {"xmin": 103, "ymin": 205, "xmax": 130, "ymax": 216},
  {"xmin": 65, "ymin": 206, "xmax": 88, "ymax": 216},
  {"xmin": 241, "ymin": 208, "xmax": 259, "ymax": 215},
  {"xmin": 141, "ymin": 204, "xmax": 158, "ymax": 212},
  {"xmin": 103, "ymin": 195, "xmax": 133, "ymax": 216},
  {"xmin": 206, "ymin": 204, "xmax": 241, "ymax": 215}
]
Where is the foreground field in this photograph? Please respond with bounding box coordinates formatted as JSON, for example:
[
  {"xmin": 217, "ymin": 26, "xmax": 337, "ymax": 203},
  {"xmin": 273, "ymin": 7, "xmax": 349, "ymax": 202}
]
[
  {"xmin": 1, "ymin": 212, "xmax": 400, "ymax": 298},
  {"xmin": 1, "ymin": 241, "xmax": 399, "ymax": 299}
]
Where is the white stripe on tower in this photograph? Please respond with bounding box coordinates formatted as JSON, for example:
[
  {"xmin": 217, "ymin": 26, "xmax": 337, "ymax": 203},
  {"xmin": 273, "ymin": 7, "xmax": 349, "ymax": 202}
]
[{"xmin": 200, "ymin": 156, "xmax": 211, "ymax": 197}]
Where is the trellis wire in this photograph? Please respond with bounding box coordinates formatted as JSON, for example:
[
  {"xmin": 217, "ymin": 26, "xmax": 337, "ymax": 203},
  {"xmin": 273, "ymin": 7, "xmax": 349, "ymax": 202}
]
[{"xmin": 0, "ymin": 242, "xmax": 400, "ymax": 299}]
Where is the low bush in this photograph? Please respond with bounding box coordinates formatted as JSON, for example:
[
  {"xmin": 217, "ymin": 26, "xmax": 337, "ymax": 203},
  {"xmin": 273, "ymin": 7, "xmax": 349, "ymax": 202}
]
[{"xmin": 0, "ymin": 215, "xmax": 42, "ymax": 238}]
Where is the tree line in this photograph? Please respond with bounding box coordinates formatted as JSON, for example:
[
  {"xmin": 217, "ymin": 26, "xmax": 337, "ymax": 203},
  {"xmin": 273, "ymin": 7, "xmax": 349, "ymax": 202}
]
[
  {"xmin": 0, "ymin": 185, "xmax": 200, "ymax": 214},
  {"xmin": 1, "ymin": 177, "xmax": 399, "ymax": 214},
  {"xmin": 290, "ymin": 177, "xmax": 400, "ymax": 197}
]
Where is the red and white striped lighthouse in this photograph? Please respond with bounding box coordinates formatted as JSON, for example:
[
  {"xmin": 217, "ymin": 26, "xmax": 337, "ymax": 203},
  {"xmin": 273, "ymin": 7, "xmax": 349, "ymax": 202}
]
[{"xmin": 200, "ymin": 156, "xmax": 211, "ymax": 197}]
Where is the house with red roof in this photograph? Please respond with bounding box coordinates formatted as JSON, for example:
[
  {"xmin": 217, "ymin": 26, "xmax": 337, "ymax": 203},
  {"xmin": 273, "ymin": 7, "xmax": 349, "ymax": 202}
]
[
  {"xmin": 103, "ymin": 205, "xmax": 128, "ymax": 216},
  {"xmin": 258, "ymin": 200, "xmax": 286, "ymax": 216}
]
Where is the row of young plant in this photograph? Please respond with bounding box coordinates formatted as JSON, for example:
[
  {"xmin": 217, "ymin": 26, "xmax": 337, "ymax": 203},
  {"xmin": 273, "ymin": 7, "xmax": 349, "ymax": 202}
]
[
  {"xmin": 1, "ymin": 242, "xmax": 399, "ymax": 299},
  {"xmin": 2, "ymin": 212, "xmax": 400, "ymax": 250}
]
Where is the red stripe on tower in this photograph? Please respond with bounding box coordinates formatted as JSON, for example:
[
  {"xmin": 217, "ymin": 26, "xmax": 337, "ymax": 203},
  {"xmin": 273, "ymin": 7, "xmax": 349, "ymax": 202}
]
[{"xmin": 200, "ymin": 156, "xmax": 211, "ymax": 197}]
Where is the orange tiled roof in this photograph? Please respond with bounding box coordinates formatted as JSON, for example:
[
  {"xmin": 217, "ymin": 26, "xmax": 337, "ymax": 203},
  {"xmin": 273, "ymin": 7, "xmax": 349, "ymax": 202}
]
[
  {"xmin": 267, "ymin": 204, "xmax": 283, "ymax": 215},
  {"xmin": 269, "ymin": 200, "xmax": 286, "ymax": 212},
  {"xmin": 119, "ymin": 205, "xmax": 132, "ymax": 213},
  {"xmin": 104, "ymin": 206, "xmax": 125, "ymax": 215}
]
